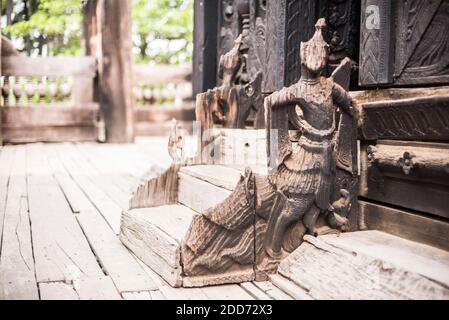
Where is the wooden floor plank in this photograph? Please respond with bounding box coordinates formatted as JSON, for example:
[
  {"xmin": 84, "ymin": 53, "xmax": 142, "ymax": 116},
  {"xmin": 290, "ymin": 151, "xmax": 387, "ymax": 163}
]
[
  {"xmin": 44, "ymin": 145, "xmax": 157, "ymax": 293},
  {"xmin": 76, "ymin": 209, "xmax": 157, "ymax": 293},
  {"xmin": 74, "ymin": 144, "xmax": 140, "ymax": 194},
  {"xmin": 26, "ymin": 144, "xmax": 104, "ymax": 283},
  {"xmin": 39, "ymin": 276, "xmax": 122, "ymax": 300},
  {"xmin": 0, "ymin": 147, "xmax": 15, "ymax": 252},
  {"xmin": 39, "ymin": 282, "xmax": 79, "ymax": 300},
  {"xmin": 252, "ymin": 281, "xmax": 293, "ymax": 300},
  {"xmin": 73, "ymin": 276, "xmax": 122, "ymax": 300},
  {"xmin": 269, "ymin": 274, "xmax": 313, "ymax": 300},
  {"xmin": 54, "ymin": 144, "xmax": 123, "ymax": 234},
  {"xmin": 46, "ymin": 147, "xmax": 94, "ymax": 214},
  {"xmin": 0, "ymin": 146, "xmax": 39, "ymax": 300},
  {"xmin": 62, "ymin": 144, "xmax": 129, "ymax": 209},
  {"xmin": 149, "ymin": 289, "xmax": 166, "ymax": 300},
  {"xmin": 239, "ymin": 282, "xmax": 272, "ymax": 300},
  {"xmin": 132, "ymin": 253, "xmax": 211, "ymax": 300}
]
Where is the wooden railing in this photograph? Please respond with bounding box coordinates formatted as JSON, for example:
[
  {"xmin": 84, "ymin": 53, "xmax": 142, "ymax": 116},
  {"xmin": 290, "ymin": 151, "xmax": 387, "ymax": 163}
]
[
  {"xmin": 132, "ymin": 64, "xmax": 195, "ymax": 135},
  {"xmin": 0, "ymin": 56, "xmax": 100, "ymax": 143},
  {"xmin": 0, "ymin": 57, "xmax": 194, "ymax": 142},
  {"xmin": 133, "ymin": 64, "xmax": 192, "ymax": 107}
]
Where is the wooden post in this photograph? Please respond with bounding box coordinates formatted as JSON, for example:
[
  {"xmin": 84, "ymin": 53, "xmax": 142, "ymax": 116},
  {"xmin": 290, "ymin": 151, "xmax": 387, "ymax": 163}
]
[
  {"xmin": 192, "ymin": 0, "xmax": 218, "ymax": 95},
  {"xmin": 85, "ymin": 0, "xmax": 134, "ymax": 143},
  {"xmin": 83, "ymin": 0, "xmax": 99, "ymax": 57}
]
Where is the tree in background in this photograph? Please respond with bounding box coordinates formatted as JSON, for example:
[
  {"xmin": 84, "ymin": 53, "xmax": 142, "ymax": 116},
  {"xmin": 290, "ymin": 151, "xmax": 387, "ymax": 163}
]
[
  {"xmin": 1, "ymin": 0, "xmax": 193, "ymax": 64},
  {"xmin": 1, "ymin": 0, "xmax": 82, "ymax": 56},
  {"xmin": 132, "ymin": 0, "xmax": 193, "ymax": 65}
]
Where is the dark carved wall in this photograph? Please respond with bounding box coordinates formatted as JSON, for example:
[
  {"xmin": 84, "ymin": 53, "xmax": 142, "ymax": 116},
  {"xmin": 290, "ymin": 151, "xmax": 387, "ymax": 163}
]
[
  {"xmin": 360, "ymin": 0, "xmax": 449, "ymax": 87},
  {"xmin": 192, "ymin": 0, "xmax": 219, "ymax": 95},
  {"xmin": 264, "ymin": 0, "xmax": 360, "ymax": 92}
]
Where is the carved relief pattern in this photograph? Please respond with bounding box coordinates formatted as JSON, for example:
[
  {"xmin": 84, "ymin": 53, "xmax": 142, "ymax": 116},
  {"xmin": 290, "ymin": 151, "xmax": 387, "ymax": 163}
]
[
  {"xmin": 361, "ymin": 96, "xmax": 449, "ymax": 141},
  {"xmin": 321, "ymin": 0, "xmax": 360, "ymax": 66},
  {"xmin": 397, "ymin": 0, "xmax": 449, "ymax": 83},
  {"xmin": 198, "ymin": 0, "xmax": 267, "ymax": 129},
  {"xmin": 395, "ymin": 0, "xmax": 442, "ymax": 76},
  {"xmin": 284, "ymin": 0, "xmax": 316, "ymax": 86}
]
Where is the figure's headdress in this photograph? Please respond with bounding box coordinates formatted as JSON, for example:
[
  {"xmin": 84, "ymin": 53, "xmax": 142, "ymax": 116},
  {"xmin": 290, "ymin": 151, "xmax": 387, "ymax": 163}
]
[{"xmin": 300, "ymin": 18, "xmax": 329, "ymax": 73}]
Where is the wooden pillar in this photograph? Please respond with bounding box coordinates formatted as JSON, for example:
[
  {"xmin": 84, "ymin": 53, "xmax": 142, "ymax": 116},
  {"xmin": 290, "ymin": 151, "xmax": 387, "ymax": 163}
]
[
  {"xmin": 83, "ymin": 0, "xmax": 99, "ymax": 57},
  {"xmin": 192, "ymin": 0, "xmax": 218, "ymax": 95},
  {"xmin": 85, "ymin": 0, "xmax": 134, "ymax": 143}
]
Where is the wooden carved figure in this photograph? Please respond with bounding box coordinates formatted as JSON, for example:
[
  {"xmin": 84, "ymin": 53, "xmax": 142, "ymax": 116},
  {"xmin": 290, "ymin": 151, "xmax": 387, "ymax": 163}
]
[
  {"xmin": 195, "ymin": 0, "xmax": 264, "ymax": 135},
  {"xmin": 264, "ymin": 18, "xmax": 355, "ymax": 259}
]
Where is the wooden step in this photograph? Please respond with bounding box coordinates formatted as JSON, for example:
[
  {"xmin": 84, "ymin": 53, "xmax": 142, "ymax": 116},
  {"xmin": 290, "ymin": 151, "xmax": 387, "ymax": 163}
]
[
  {"xmin": 178, "ymin": 165, "xmax": 242, "ymax": 213},
  {"xmin": 277, "ymin": 230, "xmax": 449, "ymax": 299},
  {"xmin": 180, "ymin": 165, "xmax": 242, "ymax": 191},
  {"xmin": 120, "ymin": 205, "xmax": 196, "ymax": 287}
]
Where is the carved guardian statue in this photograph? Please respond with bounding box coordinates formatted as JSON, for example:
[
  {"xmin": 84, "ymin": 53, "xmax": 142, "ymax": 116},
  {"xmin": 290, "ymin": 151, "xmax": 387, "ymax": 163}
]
[
  {"xmin": 182, "ymin": 18, "xmax": 357, "ymax": 280},
  {"xmin": 263, "ymin": 18, "xmax": 355, "ymax": 259}
]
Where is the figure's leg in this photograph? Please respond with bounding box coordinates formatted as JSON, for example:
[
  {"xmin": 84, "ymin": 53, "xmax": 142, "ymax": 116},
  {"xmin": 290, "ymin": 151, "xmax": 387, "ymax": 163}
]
[
  {"xmin": 265, "ymin": 195, "xmax": 314, "ymax": 259},
  {"xmin": 303, "ymin": 205, "xmax": 321, "ymax": 236}
]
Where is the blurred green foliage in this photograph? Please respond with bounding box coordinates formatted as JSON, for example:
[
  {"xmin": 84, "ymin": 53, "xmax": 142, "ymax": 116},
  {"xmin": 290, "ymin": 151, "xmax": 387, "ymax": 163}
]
[
  {"xmin": 1, "ymin": 0, "xmax": 82, "ymax": 56},
  {"xmin": 1, "ymin": 0, "xmax": 193, "ymax": 64},
  {"xmin": 133, "ymin": 0, "xmax": 193, "ymax": 65}
]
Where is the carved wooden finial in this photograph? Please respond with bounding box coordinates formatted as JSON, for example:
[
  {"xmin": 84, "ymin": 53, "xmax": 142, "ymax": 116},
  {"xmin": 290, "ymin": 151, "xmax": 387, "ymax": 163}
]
[
  {"xmin": 309, "ymin": 18, "xmax": 327, "ymax": 45},
  {"xmin": 315, "ymin": 18, "xmax": 326, "ymax": 32},
  {"xmin": 300, "ymin": 18, "xmax": 330, "ymax": 73}
]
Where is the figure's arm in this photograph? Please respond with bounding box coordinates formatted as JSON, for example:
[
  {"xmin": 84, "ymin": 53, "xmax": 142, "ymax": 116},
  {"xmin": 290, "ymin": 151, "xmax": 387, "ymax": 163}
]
[
  {"xmin": 332, "ymin": 82, "xmax": 354, "ymax": 117},
  {"xmin": 265, "ymin": 86, "xmax": 297, "ymax": 109}
]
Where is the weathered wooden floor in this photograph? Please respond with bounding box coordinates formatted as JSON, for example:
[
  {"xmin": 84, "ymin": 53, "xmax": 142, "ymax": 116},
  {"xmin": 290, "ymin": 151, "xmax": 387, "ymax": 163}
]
[{"xmin": 0, "ymin": 138, "xmax": 292, "ymax": 300}]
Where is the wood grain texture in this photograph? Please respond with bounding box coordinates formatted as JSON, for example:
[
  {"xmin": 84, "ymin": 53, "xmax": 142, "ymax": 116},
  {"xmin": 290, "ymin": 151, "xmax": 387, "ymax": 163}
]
[
  {"xmin": 72, "ymin": 276, "xmax": 122, "ymax": 300},
  {"xmin": 362, "ymin": 141, "xmax": 449, "ymax": 219},
  {"xmin": 120, "ymin": 205, "xmax": 196, "ymax": 287},
  {"xmin": 278, "ymin": 231, "xmax": 449, "ymax": 299},
  {"xmin": 54, "ymin": 144, "xmax": 123, "ymax": 234},
  {"xmin": 39, "ymin": 282, "xmax": 79, "ymax": 300},
  {"xmin": 178, "ymin": 172, "xmax": 233, "ymax": 214},
  {"xmin": 26, "ymin": 144, "xmax": 104, "ymax": 283},
  {"xmin": 360, "ymin": 201, "xmax": 449, "ymax": 252},
  {"xmin": 1, "ymin": 106, "xmax": 100, "ymax": 144},
  {"xmin": 77, "ymin": 209, "xmax": 157, "ymax": 293},
  {"xmin": 0, "ymin": 147, "xmax": 38, "ymax": 300},
  {"xmin": 97, "ymin": 0, "xmax": 134, "ymax": 143},
  {"xmin": 252, "ymin": 280, "xmax": 293, "ymax": 300},
  {"xmin": 129, "ymin": 164, "xmax": 180, "ymax": 210}
]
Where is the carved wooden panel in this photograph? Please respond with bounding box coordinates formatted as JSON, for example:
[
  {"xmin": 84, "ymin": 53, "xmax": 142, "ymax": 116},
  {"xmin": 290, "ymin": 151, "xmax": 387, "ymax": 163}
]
[
  {"xmin": 264, "ymin": 0, "xmax": 360, "ymax": 92},
  {"xmin": 217, "ymin": 0, "xmax": 240, "ymax": 80},
  {"xmin": 361, "ymin": 141, "xmax": 449, "ymax": 219},
  {"xmin": 359, "ymin": 0, "xmax": 393, "ymax": 86},
  {"xmin": 360, "ymin": 93, "xmax": 449, "ymax": 141},
  {"xmin": 360, "ymin": 0, "xmax": 449, "ymax": 86},
  {"xmin": 395, "ymin": 0, "xmax": 449, "ymax": 85}
]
